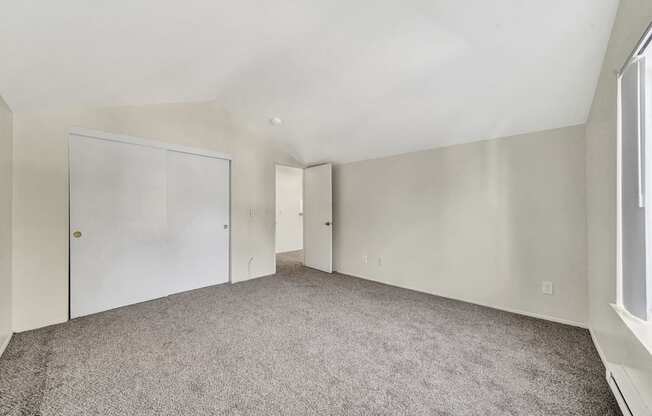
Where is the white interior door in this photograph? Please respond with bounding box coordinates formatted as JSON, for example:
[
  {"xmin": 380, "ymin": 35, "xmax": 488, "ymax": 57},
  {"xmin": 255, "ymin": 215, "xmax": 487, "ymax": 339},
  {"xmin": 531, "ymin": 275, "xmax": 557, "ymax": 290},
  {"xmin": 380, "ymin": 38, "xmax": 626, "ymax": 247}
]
[
  {"xmin": 70, "ymin": 136, "xmax": 169, "ymax": 318},
  {"xmin": 303, "ymin": 163, "xmax": 333, "ymax": 272},
  {"xmin": 167, "ymin": 151, "xmax": 230, "ymax": 294},
  {"xmin": 70, "ymin": 132, "xmax": 231, "ymax": 319}
]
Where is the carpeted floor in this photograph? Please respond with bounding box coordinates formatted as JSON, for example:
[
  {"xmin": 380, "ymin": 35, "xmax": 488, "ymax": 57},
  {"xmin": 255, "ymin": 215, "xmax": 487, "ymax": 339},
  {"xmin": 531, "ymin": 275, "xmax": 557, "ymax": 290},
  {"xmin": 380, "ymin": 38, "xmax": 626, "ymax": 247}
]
[
  {"xmin": 0, "ymin": 251, "xmax": 620, "ymax": 416},
  {"xmin": 276, "ymin": 249, "xmax": 304, "ymax": 274}
]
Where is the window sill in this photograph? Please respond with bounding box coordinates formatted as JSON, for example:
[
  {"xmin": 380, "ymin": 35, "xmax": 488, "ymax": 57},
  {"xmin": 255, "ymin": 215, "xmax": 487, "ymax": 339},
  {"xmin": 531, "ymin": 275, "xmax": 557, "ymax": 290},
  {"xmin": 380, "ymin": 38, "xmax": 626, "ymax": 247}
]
[{"xmin": 611, "ymin": 303, "xmax": 652, "ymax": 356}]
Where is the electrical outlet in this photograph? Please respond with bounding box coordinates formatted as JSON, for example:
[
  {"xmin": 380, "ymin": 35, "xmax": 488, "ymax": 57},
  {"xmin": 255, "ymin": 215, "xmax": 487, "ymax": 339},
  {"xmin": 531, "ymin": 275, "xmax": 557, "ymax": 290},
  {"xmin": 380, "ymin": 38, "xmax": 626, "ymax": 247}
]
[
  {"xmin": 541, "ymin": 281, "xmax": 553, "ymax": 295},
  {"xmin": 248, "ymin": 256, "xmax": 254, "ymax": 278},
  {"xmin": 363, "ymin": 255, "xmax": 368, "ymax": 264}
]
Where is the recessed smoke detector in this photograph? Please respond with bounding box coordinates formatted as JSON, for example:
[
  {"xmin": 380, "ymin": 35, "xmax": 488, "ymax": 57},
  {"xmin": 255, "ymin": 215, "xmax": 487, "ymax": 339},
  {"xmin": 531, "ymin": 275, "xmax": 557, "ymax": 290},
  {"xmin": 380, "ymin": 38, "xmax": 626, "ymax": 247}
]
[{"xmin": 269, "ymin": 117, "xmax": 282, "ymax": 126}]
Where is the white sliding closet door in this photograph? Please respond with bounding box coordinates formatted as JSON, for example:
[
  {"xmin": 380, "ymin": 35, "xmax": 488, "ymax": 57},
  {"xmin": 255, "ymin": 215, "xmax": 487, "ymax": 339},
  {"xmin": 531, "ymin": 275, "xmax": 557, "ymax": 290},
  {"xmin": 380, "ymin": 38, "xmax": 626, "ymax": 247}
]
[
  {"xmin": 70, "ymin": 132, "xmax": 230, "ymax": 319},
  {"xmin": 70, "ymin": 135, "xmax": 169, "ymax": 318},
  {"xmin": 167, "ymin": 151, "xmax": 230, "ymax": 294}
]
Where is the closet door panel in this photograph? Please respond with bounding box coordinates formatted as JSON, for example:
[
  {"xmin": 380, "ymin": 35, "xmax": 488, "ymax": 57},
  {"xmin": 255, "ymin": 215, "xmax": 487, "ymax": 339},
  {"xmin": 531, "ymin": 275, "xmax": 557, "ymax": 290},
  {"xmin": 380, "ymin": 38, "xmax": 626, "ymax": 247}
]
[
  {"xmin": 166, "ymin": 151, "xmax": 230, "ymax": 294},
  {"xmin": 70, "ymin": 136, "xmax": 169, "ymax": 318}
]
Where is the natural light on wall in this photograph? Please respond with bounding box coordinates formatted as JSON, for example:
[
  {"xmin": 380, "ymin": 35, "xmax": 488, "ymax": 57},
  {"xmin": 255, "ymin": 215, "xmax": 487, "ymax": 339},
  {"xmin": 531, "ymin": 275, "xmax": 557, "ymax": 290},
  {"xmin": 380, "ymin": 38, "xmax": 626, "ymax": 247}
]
[{"xmin": 618, "ymin": 22, "xmax": 652, "ymax": 322}]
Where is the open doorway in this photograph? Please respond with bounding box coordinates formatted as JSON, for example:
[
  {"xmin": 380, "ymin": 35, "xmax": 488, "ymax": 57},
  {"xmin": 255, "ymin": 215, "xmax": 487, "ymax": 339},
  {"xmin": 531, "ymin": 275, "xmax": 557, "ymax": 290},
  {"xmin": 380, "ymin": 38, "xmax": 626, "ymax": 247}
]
[{"xmin": 275, "ymin": 165, "xmax": 304, "ymax": 272}]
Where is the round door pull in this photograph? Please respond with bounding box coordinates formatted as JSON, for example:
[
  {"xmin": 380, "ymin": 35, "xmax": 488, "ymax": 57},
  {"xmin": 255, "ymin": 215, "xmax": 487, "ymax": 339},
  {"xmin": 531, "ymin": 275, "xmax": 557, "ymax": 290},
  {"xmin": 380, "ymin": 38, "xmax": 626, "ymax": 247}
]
[
  {"xmin": 325, "ymin": 222, "xmax": 332, "ymax": 226},
  {"xmin": 73, "ymin": 231, "xmax": 82, "ymax": 238}
]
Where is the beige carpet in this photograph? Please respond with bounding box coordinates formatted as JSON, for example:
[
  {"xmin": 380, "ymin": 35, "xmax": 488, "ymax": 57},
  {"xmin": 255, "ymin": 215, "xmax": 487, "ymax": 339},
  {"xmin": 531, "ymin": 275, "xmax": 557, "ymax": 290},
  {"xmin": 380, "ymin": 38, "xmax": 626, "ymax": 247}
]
[
  {"xmin": 276, "ymin": 249, "xmax": 304, "ymax": 274},
  {"xmin": 0, "ymin": 252, "xmax": 620, "ymax": 415}
]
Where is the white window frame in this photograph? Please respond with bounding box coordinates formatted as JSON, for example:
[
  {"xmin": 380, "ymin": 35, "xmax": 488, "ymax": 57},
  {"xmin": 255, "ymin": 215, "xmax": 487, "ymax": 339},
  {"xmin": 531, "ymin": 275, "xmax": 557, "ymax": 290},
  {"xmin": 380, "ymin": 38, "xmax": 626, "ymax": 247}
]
[{"xmin": 616, "ymin": 23, "xmax": 652, "ymax": 322}]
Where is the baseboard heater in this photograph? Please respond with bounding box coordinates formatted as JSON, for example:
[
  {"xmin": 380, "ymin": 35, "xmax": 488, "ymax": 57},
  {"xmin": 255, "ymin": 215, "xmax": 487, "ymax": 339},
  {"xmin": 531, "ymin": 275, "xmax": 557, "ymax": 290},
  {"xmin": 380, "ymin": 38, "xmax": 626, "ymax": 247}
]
[{"xmin": 607, "ymin": 364, "xmax": 651, "ymax": 416}]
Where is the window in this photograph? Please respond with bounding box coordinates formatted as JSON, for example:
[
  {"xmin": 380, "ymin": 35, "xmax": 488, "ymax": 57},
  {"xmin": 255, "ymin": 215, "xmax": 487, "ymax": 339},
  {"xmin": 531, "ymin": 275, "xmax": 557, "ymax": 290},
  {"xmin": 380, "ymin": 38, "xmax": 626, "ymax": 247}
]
[{"xmin": 618, "ymin": 23, "xmax": 652, "ymax": 321}]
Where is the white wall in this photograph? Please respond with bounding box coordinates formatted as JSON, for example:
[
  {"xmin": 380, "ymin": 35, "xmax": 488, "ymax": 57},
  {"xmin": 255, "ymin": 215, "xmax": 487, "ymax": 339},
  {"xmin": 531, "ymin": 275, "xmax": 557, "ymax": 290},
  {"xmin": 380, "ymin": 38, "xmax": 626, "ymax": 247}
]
[
  {"xmin": 275, "ymin": 165, "xmax": 303, "ymax": 253},
  {"xmin": 0, "ymin": 95, "xmax": 12, "ymax": 352},
  {"xmin": 334, "ymin": 125, "xmax": 588, "ymax": 326},
  {"xmin": 585, "ymin": 0, "xmax": 652, "ymax": 404},
  {"xmin": 11, "ymin": 100, "xmax": 301, "ymax": 332}
]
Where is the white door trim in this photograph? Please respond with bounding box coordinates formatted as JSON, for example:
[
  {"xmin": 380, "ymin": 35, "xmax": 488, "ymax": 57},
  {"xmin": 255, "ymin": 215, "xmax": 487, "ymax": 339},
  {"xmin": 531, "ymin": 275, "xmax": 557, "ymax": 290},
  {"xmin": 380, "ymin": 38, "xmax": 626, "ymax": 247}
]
[{"xmin": 69, "ymin": 128, "xmax": 232, "ymax": 160}]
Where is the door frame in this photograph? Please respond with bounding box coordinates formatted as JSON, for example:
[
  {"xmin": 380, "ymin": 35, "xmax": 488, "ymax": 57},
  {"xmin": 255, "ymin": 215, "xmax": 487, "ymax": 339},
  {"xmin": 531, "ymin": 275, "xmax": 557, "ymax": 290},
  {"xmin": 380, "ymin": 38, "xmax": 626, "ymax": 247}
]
[
  {"xmin": 273, "ymin": 163, "xmax": 305, "ymax": 272},
  {"xmin": 67, "ymin": 128, "xmax": 232, "ymax": 320}
]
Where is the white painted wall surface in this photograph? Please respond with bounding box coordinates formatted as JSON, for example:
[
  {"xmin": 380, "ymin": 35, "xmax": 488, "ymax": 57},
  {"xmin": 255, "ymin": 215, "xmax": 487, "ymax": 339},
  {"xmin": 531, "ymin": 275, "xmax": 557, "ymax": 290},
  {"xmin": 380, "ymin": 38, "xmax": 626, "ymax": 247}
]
[
  {"xmin": 334, "ymin": 125, "xmax": 588, "ymax": 326},
  {"xmin": 275, "ymin": 166, "xmax": 303, "ymax": 253},
  {"xmin": 0, "ymin": 95, "xmax": 12, "ymax": 351},
  {"xmin": 11, "ymin": 100, "xmax": 300, "ymax": 332},
  {"xmin": 585, "ymin": 0, "xmax": 652, "ymax": 406}
]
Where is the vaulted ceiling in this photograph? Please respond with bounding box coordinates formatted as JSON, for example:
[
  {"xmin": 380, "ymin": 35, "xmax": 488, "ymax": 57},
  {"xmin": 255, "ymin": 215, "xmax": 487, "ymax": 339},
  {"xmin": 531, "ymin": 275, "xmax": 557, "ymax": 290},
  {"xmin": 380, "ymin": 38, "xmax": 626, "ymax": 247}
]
[{"xmin": 0, "ymin": 0, "xmax": 618, "ymax": 163}]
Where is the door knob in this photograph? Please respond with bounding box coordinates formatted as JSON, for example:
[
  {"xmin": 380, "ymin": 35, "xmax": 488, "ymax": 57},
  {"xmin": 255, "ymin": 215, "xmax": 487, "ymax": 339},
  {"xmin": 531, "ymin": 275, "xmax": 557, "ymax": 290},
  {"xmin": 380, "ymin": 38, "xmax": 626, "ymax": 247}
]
[
  {"xmin": 325, "ymin": 222, "xmax": 331, "ymax": 226},
  {"xmin": 73, "ymin": 231, "xmax": 82, "ymax": 238}
]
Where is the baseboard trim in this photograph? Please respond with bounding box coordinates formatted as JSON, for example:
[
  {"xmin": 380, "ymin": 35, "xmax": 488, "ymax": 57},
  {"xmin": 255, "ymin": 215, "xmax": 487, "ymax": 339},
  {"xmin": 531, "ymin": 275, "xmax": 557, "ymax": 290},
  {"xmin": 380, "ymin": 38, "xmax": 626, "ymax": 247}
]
[
  {"xmin": 589, "ymin": 328, "xmax": 608, "ymax": 370},
  {"xmin": 234, "ymin": 271, "xmax": 273, "ymax": 283},
  {"xmin": 590, "ymin": 328, "xmax": 652, "ymax": 416},
  {"xmin": 337, "ymin": 269, "xmax": 588, "ymax": 328},
  {"xmin": 0, "ymin": 332, "xmax": 12, "ymax": 358}
]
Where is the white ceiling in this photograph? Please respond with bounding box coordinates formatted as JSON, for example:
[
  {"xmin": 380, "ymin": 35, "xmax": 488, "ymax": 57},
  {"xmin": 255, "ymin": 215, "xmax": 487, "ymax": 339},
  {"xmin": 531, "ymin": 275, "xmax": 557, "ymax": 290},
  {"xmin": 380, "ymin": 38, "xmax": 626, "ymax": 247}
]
[{"xmin": 0, "ymin": 0, "xmax": 618, "ymax": 163}]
